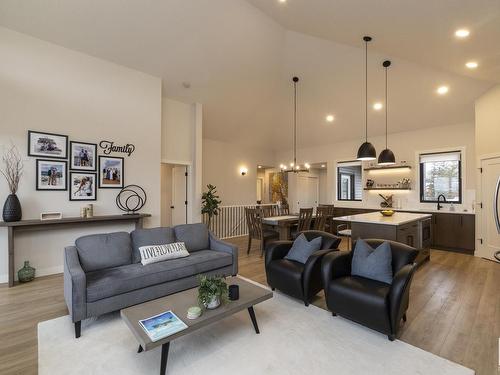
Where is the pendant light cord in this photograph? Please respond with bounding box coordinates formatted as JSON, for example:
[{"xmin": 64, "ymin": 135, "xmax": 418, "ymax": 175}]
[
  {"xmin": 294, "ymin": 78, "xmax": 297, "ymax": 166},
  {"xmin": 365, "ymin": 39, "xmax": 368, "ymax": 143},
  {"xmin": 385, "ymin": 64, "xmax": 388, "ymax": 149}
]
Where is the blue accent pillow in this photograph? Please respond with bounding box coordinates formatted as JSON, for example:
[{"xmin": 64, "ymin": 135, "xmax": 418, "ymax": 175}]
[
  {"xmin": 285, "ymin": 234, "xmax": 322, "ymax": 264},
  {"xmin": 351, "ymin": 239, "xmax": 393, "ymax": 284}
]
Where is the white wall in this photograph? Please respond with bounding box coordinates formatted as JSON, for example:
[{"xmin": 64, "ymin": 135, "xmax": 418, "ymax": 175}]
[
  {"xmin": 276, "ymin": 122, "xmax": 476, "ymax": 212},
  {"xmin": 0, "ymin": 28, "xmax": 162, "ymax": 282},
  {"xmin": 475, "ymin": 84, "xmax": 500, "ymax": 158},
  {"xmin": 202, "ymin": 139, "xmax": 275, "ymax": 206}
]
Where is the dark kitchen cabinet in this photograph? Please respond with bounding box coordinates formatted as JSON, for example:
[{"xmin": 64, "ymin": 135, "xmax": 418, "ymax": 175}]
[{"xmin": 432, "ymin": 213, "xmax": 475, "ymax": 254}]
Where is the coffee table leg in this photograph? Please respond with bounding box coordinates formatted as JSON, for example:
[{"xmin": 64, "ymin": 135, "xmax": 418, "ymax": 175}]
[
  {"xmin": 248, "ymin": 306, "xmax": 260, "ymax": 334},
  {"xmin": 137, "ymin": 345, "xmax": 143, "ymax": 353},
  {"xmin": 160, "ymin": 342, "xmax": 170, "ymax": 375}
]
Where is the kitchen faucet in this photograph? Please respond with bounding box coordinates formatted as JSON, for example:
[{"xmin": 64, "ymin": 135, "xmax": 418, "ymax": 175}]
[{"xmin": 437, "ymin": 194, "xmax": 447, "ymax": 210}]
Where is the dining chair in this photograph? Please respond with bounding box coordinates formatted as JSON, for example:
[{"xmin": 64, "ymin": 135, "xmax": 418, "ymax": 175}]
[
  {"xmin": 279, "ymin": 204, "xmax": 290, "ymax": 215},
  {"xmin": 318, "ymin": 204, "xmax": 335, "ymax": 233},
  {"xmin": 314, "ymin": 206, "xmax": 334, "ymax": 231},
  {"xmin": 291, "ymin": 207, "xmax": 313, "ymax": 238},
  {"xmin": 336, "ymin": 223, "xmax": 352, "ymax": 250},
  {"xmin": 245, "ymin": 207, "xmax": 279, "ymax": 256},
  {"xmin": 261, "ymin": 205, "xmax": 274, "ymax": 218}
]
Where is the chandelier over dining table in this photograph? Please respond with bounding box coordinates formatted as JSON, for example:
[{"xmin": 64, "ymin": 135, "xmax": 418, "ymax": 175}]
[{"xmin": 280, "ymin": 76, "xmax": 310, "ymax": 173}]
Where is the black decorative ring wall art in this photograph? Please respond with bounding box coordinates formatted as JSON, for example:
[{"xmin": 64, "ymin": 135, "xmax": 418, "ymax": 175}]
[{"xmin": 116, "ymin": 185, "xmax": 147, "ymax": 214}]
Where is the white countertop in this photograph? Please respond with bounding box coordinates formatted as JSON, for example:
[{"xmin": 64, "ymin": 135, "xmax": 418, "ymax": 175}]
[
  {"xmin": 337, "ymin": 206, "xmax": 475, "ymax": 215},
  {"xmin": 335, "ymin": 211, "xmax": 432, "ymax": 226}
]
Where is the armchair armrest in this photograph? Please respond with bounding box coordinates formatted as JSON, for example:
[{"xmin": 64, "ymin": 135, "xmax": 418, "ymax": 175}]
[
  {"xmin": 321, "ymin": 251, "xmax": 353, "ymax": 299},
  {"xmin": 389, "ymin": 263, "xmax": 417, "ymax": 332},
  {"xmin": 64, "ymin": 246, "xmax": 86, "ymax": 323},
  {"xmin": 209, "ymin": 232, "xmax": 238, "ymax": 276},
  {"xmin": 264, "ymin": 241, "xmax": 293, "ymax": 268},
  {"xmin": 303, "ymin": 249, "xmax": 337, "ymax": 300}
]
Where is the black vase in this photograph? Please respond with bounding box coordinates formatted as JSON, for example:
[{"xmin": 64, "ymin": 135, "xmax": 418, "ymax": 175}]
[{"xmin": 3, "ymin": 194, "xmax": 22, "ymax": 222}]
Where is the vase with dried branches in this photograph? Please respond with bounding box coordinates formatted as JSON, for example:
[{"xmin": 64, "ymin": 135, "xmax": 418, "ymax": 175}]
[{"xmin": 1, "ymin": 144, "xmax": 23, "ymax": 222}]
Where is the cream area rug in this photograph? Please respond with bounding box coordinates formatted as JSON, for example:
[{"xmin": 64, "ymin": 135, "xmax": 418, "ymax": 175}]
[{"xmin": 38, "ymin": 292, "xmax": 474, "ymax": 375}]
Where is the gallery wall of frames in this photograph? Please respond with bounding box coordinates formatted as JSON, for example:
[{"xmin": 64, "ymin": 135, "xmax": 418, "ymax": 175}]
[{"xmin": 28, "ymin": 130, "xmax": 133, "ymax": 202}]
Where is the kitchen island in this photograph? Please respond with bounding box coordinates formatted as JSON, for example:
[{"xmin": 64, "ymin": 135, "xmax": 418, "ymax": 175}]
[{"xmin": 336, "ymin": 211, "xmax": 432, "ymax": 265}]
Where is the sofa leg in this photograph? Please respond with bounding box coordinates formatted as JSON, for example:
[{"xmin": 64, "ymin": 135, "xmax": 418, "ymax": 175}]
[
  {"xmin": 247, "ymin": 237, "xmax": 252, "ymax": 255},
  {"xmin": 332, "ymin": 312, "xmax": 337, "ymax": 317},
  {"xmin": 74, "ymin": 321, "xmax": 81, "ymax": 339},
  {"xmin": 271, "ymin": 288, "xmax": 275, "ymax": 291},
  {"xmin": 304, "ymin": 301, "xmax": 309, "ymax": 307},
  {"xmin": 388, "ymin": 334, "xmax": 396, "ymax": 341},
  {"xmin": 402, "ymin": 313, "xmax": 407, "ymax": 322}
]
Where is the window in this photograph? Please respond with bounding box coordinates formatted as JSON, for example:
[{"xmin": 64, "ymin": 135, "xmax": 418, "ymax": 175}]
[
  {"xmin": 419, "ymin": 151, "xmax": 462, "ymax": 203},
  {"xmin": 337, "ymin": 162, "xmax": 362, "ymax": 201}
]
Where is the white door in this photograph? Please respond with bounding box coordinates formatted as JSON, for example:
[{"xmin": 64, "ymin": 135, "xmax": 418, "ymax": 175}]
[
  {"xmin": 479, "ymin": 157, "xmax": 500, "ymax": 262},
  {"xmin": 171, "ymin": 166, "xmax": 187, "ymax": 225},
  {"xmin": 297, "ymin": 176, "xmax": 319, "ymax": 211}
]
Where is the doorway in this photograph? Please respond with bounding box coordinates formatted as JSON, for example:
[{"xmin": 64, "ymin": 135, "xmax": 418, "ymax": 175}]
[
  {"xmin": 478, "ymin": 156, "xmax": 500, "ymax": 262},
  {"xmin": 296, "ymin": 175, "xmax": 319, "ymax": 211},
  {"xmin": 161, "ymin": 163, "xmax": 189, "ymax": 226}
]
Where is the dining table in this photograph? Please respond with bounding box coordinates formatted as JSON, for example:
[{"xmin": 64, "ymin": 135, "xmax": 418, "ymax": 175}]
[{"xmin": 261, "ymin": 215, "xmax": 300, "ymax": 240}]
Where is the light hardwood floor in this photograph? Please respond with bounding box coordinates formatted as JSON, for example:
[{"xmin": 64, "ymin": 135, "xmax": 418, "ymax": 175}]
[{"xmin": 0, "ymin": 237, "xmax": 498, "ymax": 375}]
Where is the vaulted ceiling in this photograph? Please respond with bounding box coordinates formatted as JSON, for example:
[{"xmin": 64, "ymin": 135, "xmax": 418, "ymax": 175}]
[{"xmin": 0, "ymin": 0, "xmax": 497, "ymax": 151}]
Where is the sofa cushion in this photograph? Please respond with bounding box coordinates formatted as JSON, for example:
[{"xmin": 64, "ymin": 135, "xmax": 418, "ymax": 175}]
[
  {"xmin": 351, "ymin": 239, "xmax": 393, "ymax": 284},
  {"xmin": 86, "ymin": 249, "xmax": 232, "ymax": 302},
  {"xmin": 174, "ymin": 223, "xmax": 209, "ymax": 252},
  {"xmin": 75, "ymin": 232, "xmax": 132, "ymax": 272},
  {"xmin": 131, "ymin": 227, "xmax": 176, "ymax": 263}
]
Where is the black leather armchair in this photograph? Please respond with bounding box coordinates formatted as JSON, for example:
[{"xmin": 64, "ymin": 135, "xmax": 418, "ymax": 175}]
[
  {"xmin": 321, "ymin": 239, "xmax": 418, "ymax": 341},
  {"xmin": 265, "ymin": 231, "xmax": 341, "ymax": 306}
]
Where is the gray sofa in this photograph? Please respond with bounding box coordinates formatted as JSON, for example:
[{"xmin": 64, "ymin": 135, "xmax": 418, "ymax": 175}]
[{"xmin": 64, "ymin": 223, "xmax": 238, "ymax": 338}]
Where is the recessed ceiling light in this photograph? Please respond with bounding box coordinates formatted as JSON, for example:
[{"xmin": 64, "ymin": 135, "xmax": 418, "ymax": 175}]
[
  {"xmin": 326, "ymin": 114, "xmax": 335, "ymax": 122},
  {"xmin": 437, "ymin": 85, "xmax": 449, "ymax": 95},
  {"xmin": 373, "ymin": 102, "xmax": 383, "ymax": 111},
  {"xmin": 321, "ymin": 164, "xmax": 326, "ymax": 168},
  {"xmin": 257, "ymin": 165, "xmax": 262, "ymax": 169},
  {"xmin": 465, "ymin": 61, "xmax": 478, "ymax": 69},
  {"xmin": 455, "ymin": 29, "xmax": 470, "ymax": 38},
  {"xmin": 278, "ymin": 0, "xmax": 286, "ymax": 3}
]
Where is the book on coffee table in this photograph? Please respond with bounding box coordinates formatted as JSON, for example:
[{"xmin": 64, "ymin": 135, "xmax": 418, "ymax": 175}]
[{"xmin": 138, "ymin": 310, "xmax": 188, "ymax": 342}]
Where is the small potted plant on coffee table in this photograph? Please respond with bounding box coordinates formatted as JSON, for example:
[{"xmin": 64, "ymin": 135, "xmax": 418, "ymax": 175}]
[{"xmin": 198, "ymin": 275, "xmax": 228, "ymax": 310}]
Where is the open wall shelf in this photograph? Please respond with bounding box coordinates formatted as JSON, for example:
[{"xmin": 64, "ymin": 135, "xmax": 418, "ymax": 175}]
[
  {"xmin": 364, "ymin": 165, "xmax": 412, "ymax": 171},
  {"xmin": 364, "ymin": 187, "xmax": 411, "ymax": 191}
]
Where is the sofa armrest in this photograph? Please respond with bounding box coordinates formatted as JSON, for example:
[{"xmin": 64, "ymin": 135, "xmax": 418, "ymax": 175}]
[
  {"xmin": 389, "ymin": 263, "xmax": 417, "ymax": 332},
  {"xmin": 209, "ymin": 232, "xmax": 238, "ymax": 276},
  {"xmin": 64, "ymin": 246, "xmax": 87, "ymax": 323},
  {"xmin": 264, "ymin": 241, "xmax": 293, "ymax": 268}
]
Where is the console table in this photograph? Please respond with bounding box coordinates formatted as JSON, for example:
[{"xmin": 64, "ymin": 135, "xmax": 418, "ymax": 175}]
[{"xmin": 0, "ymin": 213, "xmax": 151, "ymax": 287}]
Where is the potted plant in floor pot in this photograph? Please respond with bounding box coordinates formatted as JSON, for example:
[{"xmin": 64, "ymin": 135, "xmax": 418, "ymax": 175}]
[
  {"xmin": 198, "ymin": 275, "xmax": 228, "ymax": 310},
  {"xmin": 1, "ymin": 144, "xmax": 23, "ymax": 222},
  {"xmin": 201, "ymin": 184, "xmax": 222, "ymax": 230}
]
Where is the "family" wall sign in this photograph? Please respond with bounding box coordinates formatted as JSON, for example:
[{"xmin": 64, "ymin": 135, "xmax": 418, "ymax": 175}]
[{"xmin": 99, "ymin": 140, "xmax": 135, "ymax": 157}]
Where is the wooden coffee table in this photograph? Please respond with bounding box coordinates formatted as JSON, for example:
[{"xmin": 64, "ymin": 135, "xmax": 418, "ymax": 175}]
[{"xmin": 121, "ymin": 276, "xmax": 273, "ymax": 375}]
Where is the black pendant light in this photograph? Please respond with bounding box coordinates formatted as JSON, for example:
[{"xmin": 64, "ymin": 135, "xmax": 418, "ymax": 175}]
[
  {"xmin": 357, "ymin": 36, "xmax": 377, "ymax": 161},
  {"xmin": 378, "ymin": 60, "xmax": 396, "ymax": 165}
]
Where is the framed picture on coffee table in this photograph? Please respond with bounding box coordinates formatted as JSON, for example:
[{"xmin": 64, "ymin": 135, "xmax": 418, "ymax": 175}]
[
  {"xmin": 98, "ymin": 156, "xmax": 124, "ymax": 188},
  {"xmin": 70, "ymin": 141, "xmax": 97, "ymax": 171},
  {"xmin": 69, "ymin": 172, "xmax": 97, "ymax": 201},
  {"xmin": 36, "ymin": 159, "xmax": 68, "ymax": 191},
  {"xmin": 28, "ymin": 131, "xmax": 68, "ymax": 159}
]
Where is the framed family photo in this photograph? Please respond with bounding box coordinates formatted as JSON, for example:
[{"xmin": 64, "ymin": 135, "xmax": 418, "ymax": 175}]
[
  {"xmin": 36, "ymin": 159, "xmax": 67, "ymax": 191},
  {"xmin": 99, "ymin": 156, "xmax": 124, "ymax": 188},
  {"xmin": 69, "ymin": 172, "xmax": 97, "ymax": 201},
  {"xmin": 28, "ymin": 131, "xmax": 68, "ymax": 159},
  {"xmin": 70, "ymin": 141, "xmax": 97, "ymax": 171}
]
